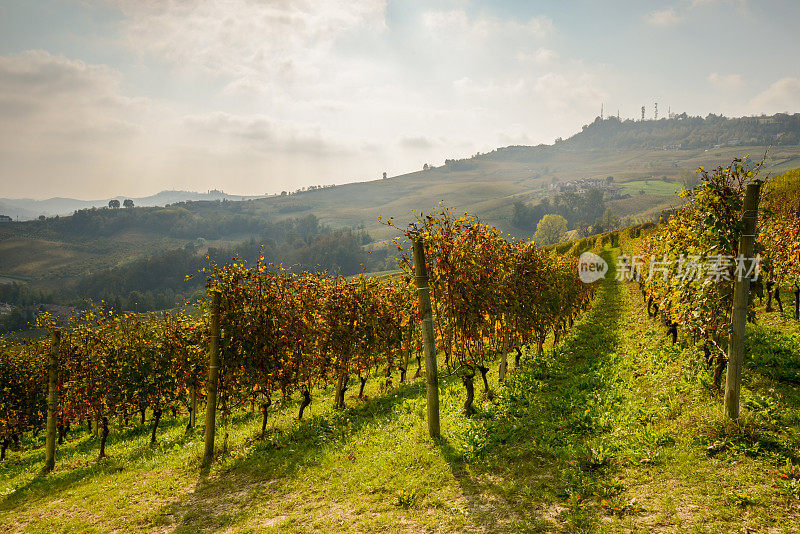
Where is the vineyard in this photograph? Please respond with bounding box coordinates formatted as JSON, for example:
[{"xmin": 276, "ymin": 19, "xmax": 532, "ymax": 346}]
[
  {"xmin": 0, "ymin": 208, "xmax": 593, "ymax": 469},
  {"xmin": 2, "ymin": 166, "xmax": 800, "ymax": 532}
]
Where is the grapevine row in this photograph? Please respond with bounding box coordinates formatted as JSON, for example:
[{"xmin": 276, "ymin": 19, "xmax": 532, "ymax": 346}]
[
  {"xmin": 617, "ymin": 162, "xmax": 800, "ymax": 388},
  {"xmin": 0, "ymin": 209, "xmax": 595, "ymax": 464}
]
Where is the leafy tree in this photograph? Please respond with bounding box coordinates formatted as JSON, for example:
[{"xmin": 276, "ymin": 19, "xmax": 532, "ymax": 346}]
[
  {"xmin": 534, "ymin": 214, "xmax": 568, "ymax": 245},
  {"xmin": 108, "ymin": 199, "xmax": 120, "ymax": 209},
  {"xmin": 123, "ymin": 199, "xmax": 134, "ymax": 208},
  {"xmin": 679, "ymin": 169, "xmax": 700, "ymax": 189},
  {"xmin": 595, "ymin": 208, "xmax": 621, "ymax": 232}
]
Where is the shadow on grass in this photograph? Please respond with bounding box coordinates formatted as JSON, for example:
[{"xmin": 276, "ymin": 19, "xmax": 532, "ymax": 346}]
[
  {"xmin": 432, "ymin": 252, "xmax": 626, "ymax": 532},
  {"xmin": 157, "ymin": 372, "xmax": 469, "ymax": 533},
  {"xmin": 694, "ymin": 323, "xmax": 800, "ymax": 462},
  {"xmin": 0, "ymin": 415, "xmax": 197, "ymax": 509}
]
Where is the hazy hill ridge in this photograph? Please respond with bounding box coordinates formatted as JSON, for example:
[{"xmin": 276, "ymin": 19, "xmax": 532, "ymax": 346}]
[
  {"xmin": 1, "ymin": 112, "xmax": 799, "ymax": 319},
  {"xmin": 3, "ymin": 112, "xmax": 799, "ymax": 222},
  {"xmin": 0, "ymin": 190, "xmax": 265, "ymax": 221},
  {"xmin": 478, "ymin": 112, "xmax": 800, "ymax": 163}
]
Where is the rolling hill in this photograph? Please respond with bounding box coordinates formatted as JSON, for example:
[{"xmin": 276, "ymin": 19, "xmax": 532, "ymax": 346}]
[
  {"xmin": 1, "ymin": 112, "xmax": 799, "ymax": 313},
  {"xmin": 0, "ymin": 190, "xmax": 266, "ymax": 221}
]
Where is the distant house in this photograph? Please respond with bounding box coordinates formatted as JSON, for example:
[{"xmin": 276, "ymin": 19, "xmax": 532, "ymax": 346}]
[{"xmin": 0, "ymin": 215, "xmax": 12, "ymax": 223}]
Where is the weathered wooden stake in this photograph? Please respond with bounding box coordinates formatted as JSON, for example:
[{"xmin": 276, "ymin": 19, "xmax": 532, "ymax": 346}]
[
  {"xmin": 412, "ymin": 237, "xmax": 440, "ymax": 438},
  {"xmin": 498, "ymin": 351, "xmax": 508, "ymax": 382},
  {"xmin": 190, "ymin": 386, "xmax": 197, "ymax": 428},
  {"xmin": 400, "ymin": 320, "xmax": 413, "ymax": 382},
  {"xmin": 43, "ymin": 329, "xmax": 61, "ymax": 473},
  {"xmin": 202, "ymin": 292, "xmax": 221, "ymax": 469},
  {"xmin": 725, "ymin": 182, "xmax": 761, "ymax": 419}
]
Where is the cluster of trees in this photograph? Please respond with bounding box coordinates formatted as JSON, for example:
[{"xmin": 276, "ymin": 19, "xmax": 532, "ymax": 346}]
[
  {"xmin": 0, "ymin": 215, "xmax": 382, "ymax": 321},
  {"xmin": 0, "ymin": 308, "xmax": 35, "ymax": 333},
  {"xmin": 57, "ymin": 205, "xmax": 266, "ymax": 241},
  {"xmin": 12, "ymin": 200, "xmax": 304, "ymax": 242},
  {"xmin": 0, "ymin": 285, "xmax": 59, "ymax": 333},
  {"xmin": 475, "ymin": 113, "xmax": 799, "ymax": 166},
  {"xmin": 1, "ymin": 209, "xmax": 594, "ymax": 461},
  {"xmin": 513, "ymin": 188, "xmax": 606, "ymax": 232},
  {"xmin": 0, "ymin": 283, "xmax": 55, "ymax": 307},
  {"xmin": 107, "ymin": 199, "xmax": 134, "ymax": 209},
  {"xmin": 71, "ymin": 221, "xmax": 379, "ymax": 312}
]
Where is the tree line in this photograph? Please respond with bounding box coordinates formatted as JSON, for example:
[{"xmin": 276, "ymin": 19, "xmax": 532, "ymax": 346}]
[{"xmin": 0, "ymin": 215, "xmax": 385, "ymax": 329}]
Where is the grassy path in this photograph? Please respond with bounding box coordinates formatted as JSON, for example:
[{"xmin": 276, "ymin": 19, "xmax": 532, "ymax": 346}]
[{"xmin": 3, "ymin": 250, "xmax": 800, "ymax": 532}]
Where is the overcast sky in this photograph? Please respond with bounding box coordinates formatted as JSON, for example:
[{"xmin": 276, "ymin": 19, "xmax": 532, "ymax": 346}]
[{"xmin": 1, "ymin": 0, "xmax": 799, "ymax": 199}]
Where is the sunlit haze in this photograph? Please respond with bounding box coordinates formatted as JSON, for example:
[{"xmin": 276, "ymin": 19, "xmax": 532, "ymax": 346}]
[{"xmin": 1, "ymin": 0, "xmax": 798, "ymax": 198}]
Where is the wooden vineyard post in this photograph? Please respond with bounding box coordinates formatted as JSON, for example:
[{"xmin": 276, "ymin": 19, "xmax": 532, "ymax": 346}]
[
  {"xmin": 43, "ymin": 329, "xmax": 61, "ymax": 473},
  {"xmin": 190, "ymin": 386, "xmax": 197, "ymax": 428},
  {"xmin": 202, "ymin": 292, "xmax": 221, "ymax": 470},
  {"xmin": 412, "ymin": 237, "xmax": 440, "ymax": 439},
  {"xmin": 725, "ymin": 182, "xmax": 761, "ymax": 419}
]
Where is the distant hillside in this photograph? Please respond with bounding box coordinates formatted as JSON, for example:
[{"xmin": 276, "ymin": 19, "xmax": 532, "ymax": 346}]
[
  {"xmin": 0, "ymin": 190, "xmax": 266, "ymax": 221},
  {"xmin": 1, "ymin": 112, "xmax": 799, "ymax": 318}
]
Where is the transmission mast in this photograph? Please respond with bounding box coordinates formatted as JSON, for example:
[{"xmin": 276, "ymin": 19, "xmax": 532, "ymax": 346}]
[{"xmin": 655, "ymin": 102, "xmax": 658, "ymax": 120}]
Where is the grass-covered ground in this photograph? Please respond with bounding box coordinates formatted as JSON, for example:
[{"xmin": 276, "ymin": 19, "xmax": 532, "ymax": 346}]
[
  {"xmin": 2, "ymin": 249, "xmax": 800, "ymax": 532},
  {"xmin": 619, "ymin": 179, "xmax": 682, "ymax": 196}
]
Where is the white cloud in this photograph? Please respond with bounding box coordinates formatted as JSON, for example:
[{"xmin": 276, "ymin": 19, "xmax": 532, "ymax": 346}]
[
  {"xmin": 111, "ymin": 0, "xmax": 387, "ymax": 96},
  {"xmin": 748, "ymin": 77, "xmax": 800, "ymax": 114},
  {"xmin": 181, "ymin": 112, "xmax": 347, "ymax": 156},
  {"xmin": 532, "ymin": 72, "xmax": 605, "ymax": 111},
  {"xmin": 0, "ymin": 50, "xmax": 143, "ymax": 140},
  {"xmin": 421, "ymin": 9, "xmax": 552, "ymax": 42},
  {"xmin": 0, "ymin": 50, "xmax": 364, "ymax": 197},
  {"xmin": 707, "ymin": 72, "xmax": 744, "ymax": 89},
  {"xmin": 689, "ymin": 0, "xmax": 745, "ymax": 8},
  {"xmin": 517, "ymin": 48, "xmax": 558, "ymax": 66},
  {"xmin": 0, "ymin": 50, "xmax": 164, "ymax": 197},
  {"xmin": 399, "ymin": 136, "xmax": 437, "ymax": 150},
  {"xmin": 452, "ymin": 77, "xmax": 526, "ymax": 99},
  {"xmin": 644, "ymin": 8, "xmax": 681, "ymax": 26}
]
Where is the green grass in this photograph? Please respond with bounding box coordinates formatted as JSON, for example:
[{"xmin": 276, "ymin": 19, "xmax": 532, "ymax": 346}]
[
  {"xmin": 619, "ymin": 179, "xmax": 682, "ymax": 196},
  {"xmin": 2, "ymin": 248, "xmax": 800, "ymax": 532}
]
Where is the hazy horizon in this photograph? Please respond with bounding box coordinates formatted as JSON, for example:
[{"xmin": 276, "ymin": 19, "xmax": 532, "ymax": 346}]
[{"xmin": 2, "ymin": 0, "xmax": 799, "ymax": 199}]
